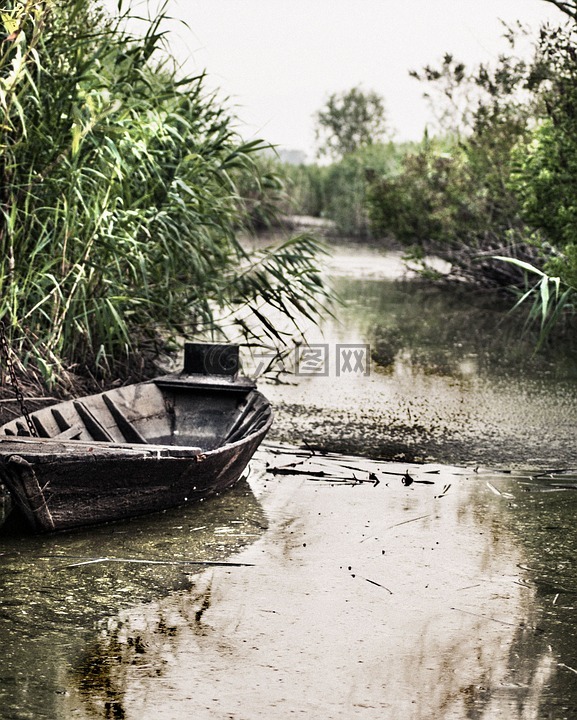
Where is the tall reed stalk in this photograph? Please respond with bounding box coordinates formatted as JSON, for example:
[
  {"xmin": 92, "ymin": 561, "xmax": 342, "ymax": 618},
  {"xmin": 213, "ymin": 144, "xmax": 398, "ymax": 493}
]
[{"xmin": 0, "ymin": 1, "xmax": 330, "ymax": 390}]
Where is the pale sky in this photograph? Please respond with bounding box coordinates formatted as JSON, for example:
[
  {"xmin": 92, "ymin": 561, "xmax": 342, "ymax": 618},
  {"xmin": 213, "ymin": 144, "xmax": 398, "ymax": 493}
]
[{"xmin": 107, "ymin": 0, "xmax": 563, "ymax": 159}]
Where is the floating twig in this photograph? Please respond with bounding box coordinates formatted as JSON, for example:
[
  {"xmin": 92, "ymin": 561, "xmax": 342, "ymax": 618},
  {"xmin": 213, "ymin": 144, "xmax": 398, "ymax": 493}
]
[
  {"xmin": 486, "ymin": 481, "xmax": 502, "ymax": 496},
  {"xmin": 53, "ymin": 556, "xmax": 255, "ymax": 570},
  {"xmin": 451, "ymin": 607, "xmax": 519, "ymax": 627},
  {"xmin": 266, "ymin": 463, "xmax": 381, "ymax": 486},
  {"xmin": 267, "ymin": 466, "xmax": 328, "ymax": 477},
  {"xmin": 533, "ymin": 469, "xmax": 577, "ymax": 478},
  {"xmin": 363, "ymin": 577, "xmax": 393, "ymax": 594},
  {"xmin": 485, "ymin": 481, "xmax": 515, "ymax": 499},
  {"xmin": 265, "ymin": 455, "xmax": 313, "ymax": 471},
  {"xmin": 386, "ymin": 513, "xmax": 431, "ymax": 530}
]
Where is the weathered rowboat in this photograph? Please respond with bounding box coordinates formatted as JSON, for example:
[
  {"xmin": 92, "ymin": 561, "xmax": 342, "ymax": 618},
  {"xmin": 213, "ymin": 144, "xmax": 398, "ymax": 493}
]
[{"xmin": 0, "ymin": 344, "xmax": 272, "ymax": 533}]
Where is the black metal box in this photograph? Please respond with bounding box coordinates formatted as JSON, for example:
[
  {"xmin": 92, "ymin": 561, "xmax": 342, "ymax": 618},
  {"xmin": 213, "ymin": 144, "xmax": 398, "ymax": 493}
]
[{"xmin": 183, "ymin": 343, "xmax": 239, "ymax": 376}]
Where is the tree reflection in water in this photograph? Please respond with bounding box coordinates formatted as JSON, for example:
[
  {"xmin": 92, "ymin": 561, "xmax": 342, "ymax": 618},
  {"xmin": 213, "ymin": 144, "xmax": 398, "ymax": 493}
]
[{"xmin": 66, "ymin": 455, "xmax": 577, "ymax": 719}]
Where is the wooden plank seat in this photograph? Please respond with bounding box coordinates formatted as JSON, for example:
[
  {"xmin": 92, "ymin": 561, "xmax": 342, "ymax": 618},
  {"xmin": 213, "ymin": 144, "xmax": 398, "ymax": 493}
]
[{"xmin": 52, "ymin": 425, "xmax": 83, "ymax": 441}]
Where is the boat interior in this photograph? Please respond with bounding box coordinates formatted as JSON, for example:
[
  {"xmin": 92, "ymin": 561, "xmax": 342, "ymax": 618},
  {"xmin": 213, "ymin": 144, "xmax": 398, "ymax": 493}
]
[{"xmin": 0, "ymin": 379, "xmax": 271, "ymax": 451}]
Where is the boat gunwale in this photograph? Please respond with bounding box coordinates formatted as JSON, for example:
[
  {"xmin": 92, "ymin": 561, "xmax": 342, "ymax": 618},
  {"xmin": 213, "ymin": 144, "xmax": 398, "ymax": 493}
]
[
  {"xmin": 0, "ymin": 410, "xmax": 273, "ymax": 461},
  {"xmin": 0, "ymin": 387, "xmax": 273, "ymax": 462}
]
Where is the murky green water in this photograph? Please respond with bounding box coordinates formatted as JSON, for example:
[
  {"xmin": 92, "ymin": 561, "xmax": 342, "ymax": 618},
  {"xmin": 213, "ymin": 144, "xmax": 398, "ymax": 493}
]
[
  {"xmin": 264, "ymin": 246, "xmax": 577, "ymax": 468},
  {"xmin": 0, "ymin": 482, "xmax": 267, "ymax": 719},
  {"xmin": 460, "ymin": 471, "xmax": 577, "ymax": 718},
  {"xmin": 2, "ymin": 244, "xmax": 577, "ymax": 719}
]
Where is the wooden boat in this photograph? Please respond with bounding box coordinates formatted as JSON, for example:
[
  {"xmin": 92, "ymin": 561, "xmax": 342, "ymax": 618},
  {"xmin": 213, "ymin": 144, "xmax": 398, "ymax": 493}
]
[{"xmin": 0, "ymin": 344, "xmax": 272, "ymax": 533}]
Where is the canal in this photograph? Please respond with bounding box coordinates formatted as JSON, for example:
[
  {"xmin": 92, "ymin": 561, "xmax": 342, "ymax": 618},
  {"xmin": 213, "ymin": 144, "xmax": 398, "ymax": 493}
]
[{"xmin": 1, "ymin": 244, "xmax": 577, "ymax": 719}]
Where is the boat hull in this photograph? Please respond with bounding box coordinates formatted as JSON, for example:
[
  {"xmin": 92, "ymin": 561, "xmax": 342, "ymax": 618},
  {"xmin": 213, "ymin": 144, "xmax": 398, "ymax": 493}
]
[
  {"xmin": 0, "ymin": 430, "xmax": 266, "ymax": 533},
  {"xmin": 0, "ymin": 375, "xmax": 272, "ymax": 532}
]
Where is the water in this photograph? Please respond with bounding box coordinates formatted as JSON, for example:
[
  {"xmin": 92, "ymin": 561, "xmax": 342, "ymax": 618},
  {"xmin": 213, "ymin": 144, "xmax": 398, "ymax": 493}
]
[
  {"xmin": 2, "ymin": 244, "xmax": 577, "ymax": 719},
  {"xmin": 263, "ymin": 245, "xmax": 577, "ymax": 469},
  {"xmin": 0, "ymin": 482, "xmax": 267, "ymax": 719}
]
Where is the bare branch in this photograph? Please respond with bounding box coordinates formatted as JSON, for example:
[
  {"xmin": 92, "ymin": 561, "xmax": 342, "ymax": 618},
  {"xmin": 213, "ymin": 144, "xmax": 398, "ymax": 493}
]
[{"xmin": 541, "ymin": 0, "xmax": 577, "ymax": 20}]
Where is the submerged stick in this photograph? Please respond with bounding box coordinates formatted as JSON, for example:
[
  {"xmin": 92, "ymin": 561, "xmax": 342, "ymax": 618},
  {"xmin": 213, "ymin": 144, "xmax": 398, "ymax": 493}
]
[
  {"xmin": 55, "ymin": 557, "xmax": 255, "ymax": 570},
  {"xmin": 386, "ymin": 513, "xmax": 431, "ymax": 530}
]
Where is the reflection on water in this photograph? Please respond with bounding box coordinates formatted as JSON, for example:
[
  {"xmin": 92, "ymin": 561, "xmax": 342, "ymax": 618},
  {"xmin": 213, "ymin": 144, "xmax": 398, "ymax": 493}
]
[
  {"xmin": 55, "ymin": 455, "xmax": 577, "ymax": 720},
  {"xmin": 345, "ymin": 275, "xmax": 577, "ymax": 381},
  {"xmin": 0, "ymin": 480, "xmax": 266, "ymax": 719},
  {"xmin": 3, "ymin": 246, "xmax": 577, "ymax": 719},
  {"xmin": 490, "ymin": 472, "xmax": 577, "ymax": 718},
  {"xmin": 265, "ymin": 255, "xmax": 577, "ymax": 469}
]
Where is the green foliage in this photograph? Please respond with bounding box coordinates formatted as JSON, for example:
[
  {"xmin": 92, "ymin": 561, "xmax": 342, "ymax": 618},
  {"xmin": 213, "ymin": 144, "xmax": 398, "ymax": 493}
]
[
  {"xmin": 509, "ymin": 25, "xmax": 577, "ymax": 265},
  {"xmin": 375, "ymin": 12, "xmax": 577, "ymax": 335},
  {"xmin": 367, "ymin": 137, "xmax": 471, "ymax": 246},
  {"xmin": 281, "ymin": 162, "xmax": 326, "ymax": 218},
  {"xmin": 366, "ymin": 33, "xmax": 547, "ymax": 287},
  {"xmin": 321, "ymin": 143, "xmax": 401, "ymax": 237},
  {"xmin": 0, "ymin": 1, "xmax": 330, "ymax": 388},
  {"xmin": 315, "ymin": 86, "xmax": 389, "ymax": 160},
  {"xmin": 278, "ymin": 143, "xmax": 403, "ymax": 238},
  {"xmin": 497, "ymin": 22, "xmax": 577, "ymax": 334},
  {"xmin": 231, "ymin": 150, "xmax": 289, "ymax": 232},
  {"xmin": 510, "ymin": 119, "xmax": 577, "ymax": 252},
  {"xmin": 493, "ymin": 256, "xmax": 573, "ymax": 343},
  {"xmin": 366, "ymin": 131, "xmax": 533, "ymax": 290}
]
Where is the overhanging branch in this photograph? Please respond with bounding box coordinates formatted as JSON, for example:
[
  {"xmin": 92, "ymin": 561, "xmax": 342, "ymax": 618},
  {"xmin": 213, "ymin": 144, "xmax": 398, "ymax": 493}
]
[{"xmin": 541, "ymin": 0, "xmax": 577, "ymax": 20}]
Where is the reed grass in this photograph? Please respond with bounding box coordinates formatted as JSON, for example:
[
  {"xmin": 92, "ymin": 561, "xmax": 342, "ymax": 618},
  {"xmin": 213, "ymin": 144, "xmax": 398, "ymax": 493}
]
[
  {"xmin": 494, "ymin": 256, "xmax": 574, "ymax": 346},
  {"xmin": 0, "ymin": 1, "xmax": 330, "ymax": 390}
]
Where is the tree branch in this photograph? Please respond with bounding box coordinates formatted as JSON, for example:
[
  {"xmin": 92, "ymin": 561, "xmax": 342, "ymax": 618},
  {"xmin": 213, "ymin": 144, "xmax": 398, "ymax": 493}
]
[{"xmin": 541, "ymin": 0, "xmax": 577, "ymax": 20}]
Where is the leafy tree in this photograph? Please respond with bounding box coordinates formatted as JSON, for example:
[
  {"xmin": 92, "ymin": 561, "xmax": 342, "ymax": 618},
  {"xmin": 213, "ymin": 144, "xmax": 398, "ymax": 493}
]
[
  {"xmin": 314, "ymin": 87, "xmax": 389, "ymax": 160},
  {"xmin": 321, "ymin": 143, "xmax": 400, "ymax": 237},
  {"xmin": 367, "ymin": 33, "xmax": 549, "ymax": 288},
  {"xmin": 508, "ymin": 23, "xmax": 577, "ymax": 292},
  {"xmin": 366, "ymin": 6, "xmax": 577, "ymax": 336},
  {"xmin": 281, "ymin": 161, "xmax": 327, "ymax": 219}
]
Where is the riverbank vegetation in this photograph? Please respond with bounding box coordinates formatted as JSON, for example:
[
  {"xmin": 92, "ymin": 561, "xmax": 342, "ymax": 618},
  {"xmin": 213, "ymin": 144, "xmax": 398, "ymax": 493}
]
[
  {"xmin": 0, "ymin": 0, "xmax": 330, "ymax": 396},
  {"xmin": 272, "ymin": 4, "xmax": 577, "ymax": 338},
  {"xmin": 2, "ymin": 0, "xmax": 576, "ymax": 405}
]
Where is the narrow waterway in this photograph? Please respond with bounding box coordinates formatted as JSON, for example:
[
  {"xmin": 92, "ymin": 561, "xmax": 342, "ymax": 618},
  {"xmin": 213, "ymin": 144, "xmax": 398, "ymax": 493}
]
[
  {"xmin": 1, "ymin": 243, "xmax": 577, "ymax": 719},
  {"xmin": 262, "ymin": 244, "xmax": 577, "ymax": 469}
]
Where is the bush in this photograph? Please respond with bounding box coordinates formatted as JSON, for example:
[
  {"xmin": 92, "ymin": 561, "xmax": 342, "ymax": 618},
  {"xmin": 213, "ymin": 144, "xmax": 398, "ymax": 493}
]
[
  {"xmin": 366, "ymin": 45, "xmax": 545, "ymax": 288},
  {"xmin": 508, "ymin": 24, "xmax": 577, "ymax": 290},
  {"xmin": 281, "ymin": 162, "xmax": 326, "ymax": 219},
  {"xmin": 278, "ymin": 143, "xmax": 402, "ymax": 239}
]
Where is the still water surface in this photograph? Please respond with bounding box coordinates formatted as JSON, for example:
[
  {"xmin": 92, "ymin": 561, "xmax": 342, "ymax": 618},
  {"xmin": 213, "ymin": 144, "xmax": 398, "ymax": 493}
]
[
  {"xmin": 1, "ymin": 244, "xmax": 577, "ymax": 719},
  {"xmin": 0, "ymin": 482, "xmax": 267, "ymax": 719},
  {"xmin": 265, "ymin": 245, "xmax": 577, "ymax": 469}
]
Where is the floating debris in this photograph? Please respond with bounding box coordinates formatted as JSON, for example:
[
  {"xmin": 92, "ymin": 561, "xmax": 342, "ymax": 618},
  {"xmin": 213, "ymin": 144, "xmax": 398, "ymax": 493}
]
[
  {"xmin": 51, "ymin": 556, "xmax": 255, "ymax": 570},
  {"xmin": 386, "ymin": 514, "xmax": 432, "ymax": 530}
]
